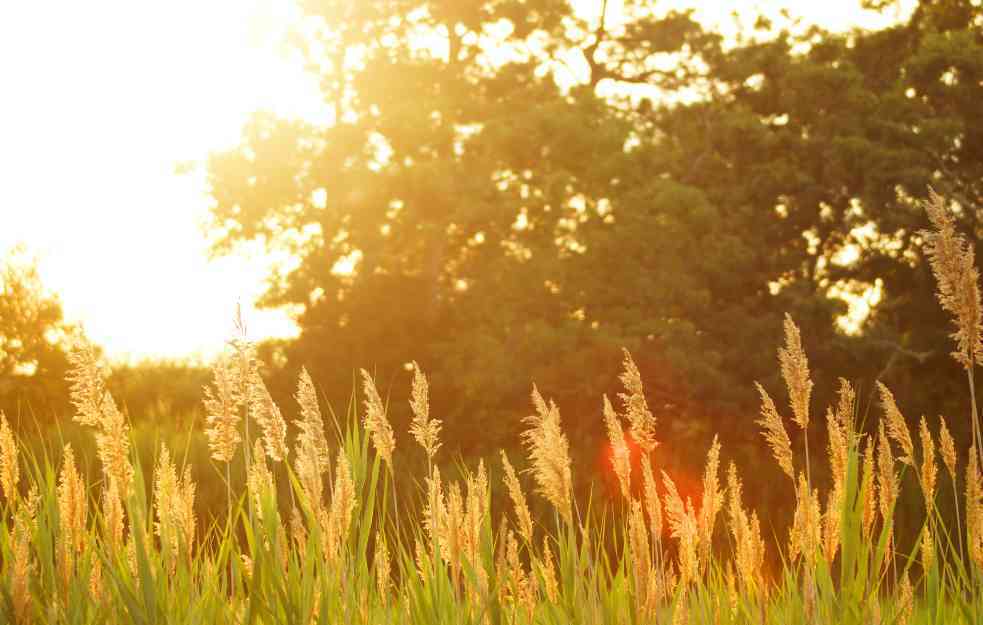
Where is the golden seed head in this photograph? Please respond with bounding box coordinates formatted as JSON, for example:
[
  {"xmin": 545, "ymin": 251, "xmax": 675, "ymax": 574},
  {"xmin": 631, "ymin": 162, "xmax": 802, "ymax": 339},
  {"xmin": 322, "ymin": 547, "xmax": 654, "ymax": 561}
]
[
  {"xmin": 0, "ymin": 412, "xmax": 19, "ymax": 506},
  {"xmin": 248, "ymin": 370, "xmax": 288, "ymax": 463},
  {"xmin": 938, "ymin": 416, "xmax": 957, "ymax": 481},
  {"xmin": 521, "ymin": 385, "xmax": 573, "ymax": 526},
  {"xmin": 789, "ymin": 473, "xmax": 821, "ymax": 563},
  {"xmin": 375, "ymin": 535, "xmax": 391, "ymax": 600},
  {"xmin": 834, "ymin": 378, "xmax": 856, "ymax": 428},
  {"xmin": 641, "ymin": 455, "xmax": 662, "ymax": 540},
  {"xmin": 876, "ymin": 423, "xmax": 898, "ymax": 534},
  {"xmin": 602, "ymin": 394, "xmax": 632, "ymax": 500},
  {"xmin": 153, "ymin": 444, "xmax": 179, "ymax": 557},
  {"xmin": 102, "ymin": 478, "xmax": 126, "ymax": 550},
  {"xmin": 861, "ymin": 435, "xmax": 878, "ymax": 541},
  {"xmin": 540, "ymin": 537, "xmax": 560, "ymax": 604},
  {"xmin": 919, "ymin": 416, "xmax": 938, "ymax": 512},
  {"xmin": 628, "ymin": 498, "xmax": 652, "ymax": 613},
  {"xmin": 360, "ymin": 369, "xmax": 396, "ymax": 467},
  {"xmin": 779, "ymin": 314, "xmax": 813, "ymax": 430},
  {"xmin": 826, "ymin": 406, "xmax": 848, "ymax": 503},
  {"xmin": 501, "ymin": 450, "xmax": 534, "ymax": 544},
  {"xmin": 325, "ymin": 448, "xmax": 357, "ymax": 563},
  {"xmin": 95, "ymin": 392, "xmax": 133, "ymax": 498},
  {"xmin": 57, "ymin": 444, "xmax": 87, "ymax": 588},
  {"xmin": 662, "ymin": 471, "xmax": 699, "ymax": 587},
  {"xmin": 248, "ymin": 440, "xmax": 275, "ymax": 521},
  {"xmin": 618, "ymin": 349, "xmax": 657, "ymax": 453},
  {"xmin": 12, "ymin": 510, "xmax": 33, "ymax": 623},
  {"xmin": 877, "ymin": 382, "xmax": 914, "ymax": 465},
  {"xmin": 295, "ymin": 368, "xmax": 330, "ymax": 471},
  {"xmin": 66, "ymin": 333, "xmax": 108, "ymax": 428},
  {"xmin": 698, "ymin": 437, "xmax": 723, "ymax": 569},
  {"xmin": 408, "ymin": 361, "xmax": 442, "ymax": 461},
  {"xmin": 203, "ymin": 354, "xmax": 242, "ymax": 464},
  {"xmin": 755, "ymin": 383, "xmax": 794, "ymax": 480},
  {"xmin": 822, "ymin": 489, "xmax": 840, "ymax": 564},
  {"xmin": 727, "ymin": 463, "xmax": 763, "ymax": 589},
  {"xmin": 463, "ymin": 462, "xmax": 487, "ymax": 566},
  {"xmin": 898, "ymin": 571, "xmax": 914, "ymax": 625},
  {"xmin": 921, "ymin": 525, "xmax": 936, "ymax": 572},
  {"xmin": 424, "ymin": 465, "xmax": 445, "ymax": 551},
  {"xmin": 921, "ymin": 189, "xmax": 983, "ymax": 369},
  {"xmin": 966, "ymin": 448, "xmax": 983, "ymax": 570}
]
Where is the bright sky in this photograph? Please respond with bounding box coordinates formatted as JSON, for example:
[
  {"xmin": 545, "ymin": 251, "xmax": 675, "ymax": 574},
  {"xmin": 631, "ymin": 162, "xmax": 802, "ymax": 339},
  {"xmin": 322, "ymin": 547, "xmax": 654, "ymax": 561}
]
[{"xmin": 0, "ymin": 0, "xmax": 913, "ymax": 362}]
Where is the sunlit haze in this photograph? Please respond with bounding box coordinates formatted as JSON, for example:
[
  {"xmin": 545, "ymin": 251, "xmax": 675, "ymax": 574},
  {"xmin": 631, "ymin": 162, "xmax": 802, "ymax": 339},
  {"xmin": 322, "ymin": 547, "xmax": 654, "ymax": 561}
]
[{"xmin": 0, "ymin": 0, "xmax": 912, "ymax": 361}]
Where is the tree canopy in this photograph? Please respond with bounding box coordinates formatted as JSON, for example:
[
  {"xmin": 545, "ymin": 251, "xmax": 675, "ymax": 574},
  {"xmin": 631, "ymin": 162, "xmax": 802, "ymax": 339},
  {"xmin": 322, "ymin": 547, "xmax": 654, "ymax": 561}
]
[
  {"xmin": 0, "ymin": 247, "xmax": 73, "ymax": 419},
  {"xmin": 203, "ymin": 0, "xmax": 983, "ymax": 486}
]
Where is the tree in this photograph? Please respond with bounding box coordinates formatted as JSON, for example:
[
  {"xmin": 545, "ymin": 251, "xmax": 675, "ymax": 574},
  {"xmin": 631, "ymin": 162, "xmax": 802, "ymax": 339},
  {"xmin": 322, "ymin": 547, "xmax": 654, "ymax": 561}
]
[
  {"xmin": 203, "ymin": 0, "xmax": 983, "ymax": 495},
  {"xmin": 204, "ymin": 0, "xmax": 730, "ymax": 457},
  {"xmin": 642, "ymin": 0, "xmax": 983, "ymax": 447},
  {"xmin": 0, "ymin": 247, "xmax": 73, "ymax": 420}
]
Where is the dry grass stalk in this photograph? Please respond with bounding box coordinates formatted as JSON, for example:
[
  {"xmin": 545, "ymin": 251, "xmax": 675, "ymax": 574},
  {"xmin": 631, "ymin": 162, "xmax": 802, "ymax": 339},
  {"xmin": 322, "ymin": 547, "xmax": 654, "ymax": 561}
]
[
  {"xmin": 877, "ymin": 382, "xmax": 915, "ymax": 466},
  {"xmin": 424, "ymin": 465, "xmax": 445, "ymax": 554},
  {"xmin": 876, "ymin": 423, "xmax": 899, "ymax": 555},
  {"xmin": 967, "ymin": 448, "xmax": 983, "ymax": 570},
  {"xmin": 504, "ymin": 529, "xmax": 536, "ymax": 621},
  {"xmin": 89, "ymin": 558, "xmax": 102, "ymax": 605},
  {"xmin": 698, "ymin": 437, "xmax": 723, "ymax": 570},
  {"xmin": 640, "ymin": 454, "xmax": 662, "ymax": 541},
  {"xmin": 67, "ymin": 339, "xmax": 135, "ymax": 551},
  {"xmin": 662, "ymin": 471, "xmax": 698, "ymax": 587},
  {"xmin": 898, "ymin": 571, "xmax": 914, "ymax": 625},
  {"xmin": 249, "ymin": 370, "xmax": 288, "ymax": 463},
  {"xmin": 779, "ymin": 314, "xmax": 813, "ymax": 430},
  {"xmin": 442, "ymin": 482, "xmax": 465, "ymax": 588},
  {"xmin": 248, "ymin": 441, "xmax": 275, "ymax": 523},
  {"xmin": 57, "ymin": 445, "xmax": 87, "ymax": 592},
  {"xmin": 920, "ymin": 189, "xmax": 983, "ymax": 369},
  {"xmin": 295, "ymin": 368, "xmax": 330, "ymax": 512},
  {"xmin": 103, "ymin": 479, "xmax": 126, "ymax": 550},
  {"xmin": 822, "ymin": 489, "xmax": 840, "ymax": 564},
  {"xmin": 375, "ymin": 535, "xmax": 391, "ymax": 601},
  {"xmin": 67, "ymin": 334, "xmax": 134, "ymax": 502},
  {"xmin": 409, "ymin": 361, "xmax": 442, "ymax": 462},
  {"xmin": 939, "ymin": 416, "xmax": 957, "ymax": 481},
  {"xmin": 619, "ymin": 349, "xmax": 657, "ymax": 454},
  {"xmin": 727, "ymin": 464, "xmax": 764, "ymax": 591},
  {"xmin": 154, "ymin": 444, "xmax": 197, "ymax": 567},
  {"xmin": 501, "ymin": 451, "xmax": 534, "ymax": 544},
  {"xmin": 324, "ymin": 448, "xmax": 357, "ymax": 564},
  {"xmin": 12, "ymin": 509, "xmax": 33, "ymax": 624},
  {"xmin": 922, "ymin": 525, "xmax": 935, "ymax": 571},
  {"xmin": 360, "ymin": 369, "xmax": 396, "ymax": 467},
  {"xmin": 540, "ymin": 537, "xmax": 560, "ymax": 603},
  {"xmin": 919, "ymin": 417, "xmax": 938, "ymax": 512},
  {"xmin": 789, "ymin": 473, "xmax": 821, "ymax": 563},
  {"xmin": 755, "ymin": 383, "xmax": 794, "ymax": 480},
  {"xmin": 861, "ymin": 435, "xmax": 878, "ymax": 541},
  {"xmin": 203, "ymin": 354, "xmax": 242, "ymax": 464},
  {"xmin": 603, "ymin": 394, "xmax": 632, "ymax": 500},
  {"xmin": 96, "ymin": 392, "xmax": 133, "ymax": 495},
  {"xmin": 0, "ymin": 412, "xmax": 18, "ymax": 507},
  {"xmin": 629, "ymin": 499, "xmax": 654, "ymax": 617},
  {"xmin": 834, "ymin": 378, "xmax": 856, "ymax": 428},
  {"xmin": 463, "ymin": 461, "xmax": 487, "ymax": 567},
  {"xmin": 67, "ymin": 335, "xmax": 108, "ymax": 427},
  {"xmin": 522, "ymin": 386, "xmax": 573, "ymax": 526}
]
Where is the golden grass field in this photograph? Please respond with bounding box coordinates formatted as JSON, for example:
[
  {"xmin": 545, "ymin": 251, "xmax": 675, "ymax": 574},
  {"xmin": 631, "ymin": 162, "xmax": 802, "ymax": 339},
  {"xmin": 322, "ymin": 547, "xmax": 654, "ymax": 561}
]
[{"xmin": 2, "ymin": 190, "xmax": 982, "ymax": 624}]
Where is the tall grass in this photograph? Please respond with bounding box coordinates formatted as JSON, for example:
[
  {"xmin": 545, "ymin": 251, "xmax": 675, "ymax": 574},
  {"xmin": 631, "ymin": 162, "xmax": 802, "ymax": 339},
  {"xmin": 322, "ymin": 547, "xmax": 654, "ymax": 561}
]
[{"xmin": 2, "ymin": 192, "xmax": 983, "ymax": 624}]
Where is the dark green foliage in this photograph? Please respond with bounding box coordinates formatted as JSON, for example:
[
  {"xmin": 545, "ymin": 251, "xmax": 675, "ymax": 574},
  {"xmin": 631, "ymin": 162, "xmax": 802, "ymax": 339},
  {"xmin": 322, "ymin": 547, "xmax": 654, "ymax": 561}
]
[{"xmin": 193, "ymin": 0, "xmax": 983, "ymax": 525}]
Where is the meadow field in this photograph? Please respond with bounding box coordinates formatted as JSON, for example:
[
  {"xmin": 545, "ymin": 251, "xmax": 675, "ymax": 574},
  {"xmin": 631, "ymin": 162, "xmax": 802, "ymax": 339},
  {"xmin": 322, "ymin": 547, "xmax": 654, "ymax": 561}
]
[{"xmin": 2, "ymin": 192, "xmax": 983, "ymax": 625}]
